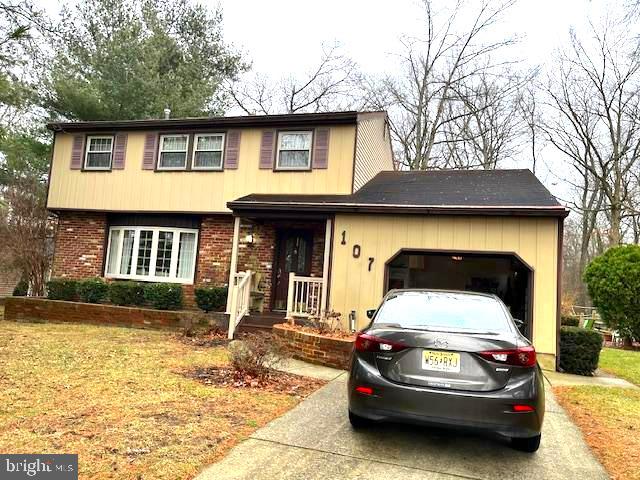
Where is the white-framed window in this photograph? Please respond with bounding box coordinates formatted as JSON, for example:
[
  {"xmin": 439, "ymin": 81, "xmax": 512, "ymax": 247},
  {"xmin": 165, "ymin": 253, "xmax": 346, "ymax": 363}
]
[
  {"xmin": 84, "ymin": 135, "xmax": 114, "ymax": 170},
  {"xmin": 192, "ymin": 133, "xmax": 225, "ymax": 170},
  {"xmin": 276, "ymin": 131, "xmax": 312, "ymax": 170},
  {"xmin": 105, "ymin": 226, "xmax": 198, "ymax": 284},
  {"xmin": 157, "ymin": 134, "xmax": 189, "ymax": 170}
]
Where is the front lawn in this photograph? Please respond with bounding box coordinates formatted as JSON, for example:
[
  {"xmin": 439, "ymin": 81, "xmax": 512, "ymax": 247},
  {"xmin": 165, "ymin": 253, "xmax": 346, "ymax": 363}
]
[
  {"xmin": 599, "ymin": 347, "xmax": 640, "ymax": 386},
  {"xmin": 554, "ymin": 386, "xmax": 640, "ymax": 480},
  {"xmin": 0, "ymin": 321, "xmax": 317, "ymax": 479}
]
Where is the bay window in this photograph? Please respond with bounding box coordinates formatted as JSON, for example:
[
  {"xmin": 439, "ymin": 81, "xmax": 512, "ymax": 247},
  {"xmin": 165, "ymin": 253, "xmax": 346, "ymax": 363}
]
[
  {"xmin": 276, "ymin": 131, "xmax": 312, "ymax": 170},
  {"xmin": 105, "ymin": 226, "xmax": 198, "ymax": 283},
  {"xmin": 158, "ymin": 134, "xmax": 189, "ymax": 170}
]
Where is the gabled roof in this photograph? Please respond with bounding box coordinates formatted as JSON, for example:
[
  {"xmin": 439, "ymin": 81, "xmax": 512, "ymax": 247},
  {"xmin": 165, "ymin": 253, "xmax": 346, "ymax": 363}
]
[
  {"xmin": 46, "ymin": 111, "xmax": 377, "ymax": 132},
  {"xmin": 228, "ymin": 169, "xmax": 568, "ymax": 217}
]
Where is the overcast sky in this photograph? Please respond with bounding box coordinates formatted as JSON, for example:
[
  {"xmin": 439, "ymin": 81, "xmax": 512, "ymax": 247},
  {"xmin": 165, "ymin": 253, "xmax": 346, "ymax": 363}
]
[{"xmin": 218, "ymin": 0, "xmax": 586, "ymax": 76}]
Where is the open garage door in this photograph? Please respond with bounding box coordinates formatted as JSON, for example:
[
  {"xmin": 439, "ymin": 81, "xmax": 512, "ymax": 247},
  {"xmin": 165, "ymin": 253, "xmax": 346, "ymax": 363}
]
[{"xmin": 385, "ymin": 250, "xmax": 533, "ymax": 339}]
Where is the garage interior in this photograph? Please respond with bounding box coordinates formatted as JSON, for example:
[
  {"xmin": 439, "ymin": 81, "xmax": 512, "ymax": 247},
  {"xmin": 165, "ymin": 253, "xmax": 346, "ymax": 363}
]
[{"xmin": 386, "ymin": 250, "xmax": 532, "ymax": 339}]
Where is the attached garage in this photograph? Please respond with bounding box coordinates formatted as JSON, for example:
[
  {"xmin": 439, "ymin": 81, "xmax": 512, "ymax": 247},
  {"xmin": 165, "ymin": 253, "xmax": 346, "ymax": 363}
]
[
  {"xmin": 228, "ymin": 169, "xmax": 568, "ymax": 370},
  {"xmin": 385, "ymin": 250, "xmax": 533, "ymax": 339}
]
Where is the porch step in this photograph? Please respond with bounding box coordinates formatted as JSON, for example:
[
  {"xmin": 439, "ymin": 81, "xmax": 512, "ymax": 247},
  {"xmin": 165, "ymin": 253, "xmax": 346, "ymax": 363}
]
[{"xmin": 236, "ymin": 311, "xmax": 287, "ymax": 333}]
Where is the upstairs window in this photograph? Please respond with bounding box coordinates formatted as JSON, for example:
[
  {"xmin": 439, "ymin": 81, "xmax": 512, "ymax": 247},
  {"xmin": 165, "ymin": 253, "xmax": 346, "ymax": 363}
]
[
  {"xmin": 276, "ymin": 131, "xmax": 312, "ymax": 170},
  {"xmin": 85, "ymin": 136, "xmax": 114, "ymax": 170},
  {"xmin": 192, "ymin": 133, "xmax": 225, "ymax": 170},
  {"xmin": 158, "ymin": 134, "xmax": 189, "ymax": 170},
  {"xmin": 105, "ymin": 226, "xmax": 198, "ymax": 283}
]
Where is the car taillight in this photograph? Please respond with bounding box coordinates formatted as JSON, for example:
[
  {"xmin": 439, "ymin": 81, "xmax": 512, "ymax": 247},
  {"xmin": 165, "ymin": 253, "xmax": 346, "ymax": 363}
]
[
  {"xmin": 355, "ymin": 386, "xmax": 374, "ymax": 395},
  {"xmin": 512, "ymin": 404, "xmax": 535, "ymax": 412},
  {"xmin": 477, "ymin": 345, "xmax": 536, "ymax": 367},
  {"xmin": 355, "ymin": 333, "xmax": 408, "ymax": 353}
]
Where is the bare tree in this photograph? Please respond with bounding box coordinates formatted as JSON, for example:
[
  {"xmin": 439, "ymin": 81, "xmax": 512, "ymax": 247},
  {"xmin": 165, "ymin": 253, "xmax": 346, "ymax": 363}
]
[
  {"xmin": 440, "ymin": 69, "xmax": 527, "ymax": 169},
  {"xmin": 228, "ymin": 43, "xmax": 360, "ymax": 114},
  {"xmin": 362, "ymin": 0, "xmax": 518, "ymax": 170},
  {"xmin": 544, "ymin": 21, "xmax": 640, "ymax": 247},
  {"xmin": 0, "ymin": 177, "xmax": 53, "ymax": 295},
  {"xmin": 518, "ymin": 81, "xmax": 543, "ymax": 174}
]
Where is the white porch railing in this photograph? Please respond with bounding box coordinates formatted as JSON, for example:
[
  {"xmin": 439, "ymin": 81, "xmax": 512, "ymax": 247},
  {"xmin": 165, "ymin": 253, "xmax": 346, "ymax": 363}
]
[
  {"xmin": 286, "ymin": 273, "xmax": 324, "ymax": 319},
  {"xmin": 227, "ymin": 270, "xmax": 252, "ymax": 339}
]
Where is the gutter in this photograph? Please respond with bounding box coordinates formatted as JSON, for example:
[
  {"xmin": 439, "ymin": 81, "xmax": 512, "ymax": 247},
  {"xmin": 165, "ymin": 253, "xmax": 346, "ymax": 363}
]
[
  {"xmin": 227, "ymin": 201, "xmax": 570, "ymax": 218},
  {"xmin": 46, "ymin": 111, "xmax": 360, "ymax": 132}
]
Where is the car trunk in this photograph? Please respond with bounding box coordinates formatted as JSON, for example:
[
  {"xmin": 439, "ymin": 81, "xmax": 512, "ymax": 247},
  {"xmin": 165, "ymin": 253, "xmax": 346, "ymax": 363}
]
[{"xmin": 369, "ymin": 327, "xmax": 520, "ymax": 392}]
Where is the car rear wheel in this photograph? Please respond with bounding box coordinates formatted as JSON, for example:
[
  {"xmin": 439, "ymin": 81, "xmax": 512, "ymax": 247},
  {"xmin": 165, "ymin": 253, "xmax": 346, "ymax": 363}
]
[
  {"xmin": 511, "ymin": 434, "xmax": 541, "ymax": 452},
  {"xmin": 348, "ymin": 410, "xmax": 373, "ymax": 429}
]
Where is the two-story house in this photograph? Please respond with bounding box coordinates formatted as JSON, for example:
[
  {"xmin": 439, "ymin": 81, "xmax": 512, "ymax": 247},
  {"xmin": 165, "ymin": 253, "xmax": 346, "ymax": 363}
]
[{"xmin": 46, "ymin": 110, "xmax": 567, "ymax": 370}]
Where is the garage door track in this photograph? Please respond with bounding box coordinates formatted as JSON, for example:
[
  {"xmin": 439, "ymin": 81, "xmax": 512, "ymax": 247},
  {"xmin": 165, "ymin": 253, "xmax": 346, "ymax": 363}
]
[{"xmin": 196, "ymin": 373, "xmax": 607, "ymax": 480}]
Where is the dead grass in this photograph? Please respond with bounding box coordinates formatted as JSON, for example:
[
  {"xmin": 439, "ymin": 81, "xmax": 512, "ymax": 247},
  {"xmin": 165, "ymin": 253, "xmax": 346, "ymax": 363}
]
[
  {"xmin": 0, "ymin": 321, "xmax": 320, "ymax": 479},
  {"xmin": 554, "ymin": 386, "xmax": 640, "ymax": 480}
]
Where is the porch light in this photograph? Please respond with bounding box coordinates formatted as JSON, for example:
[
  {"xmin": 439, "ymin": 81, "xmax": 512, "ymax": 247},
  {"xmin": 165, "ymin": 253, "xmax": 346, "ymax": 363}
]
[
  {"xmin": 244, "ymin": 233, "xmax": 254, "ymax": 244},
  {"xmin": 451, "ymin": 255, "xmax": 463, "ymax": 261}
]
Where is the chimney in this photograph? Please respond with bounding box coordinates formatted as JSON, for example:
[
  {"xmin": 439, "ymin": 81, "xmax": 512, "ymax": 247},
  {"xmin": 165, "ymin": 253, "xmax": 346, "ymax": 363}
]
[{"xmin": 163, "ymin": 108, "xmax": 171, "ymax": 120}]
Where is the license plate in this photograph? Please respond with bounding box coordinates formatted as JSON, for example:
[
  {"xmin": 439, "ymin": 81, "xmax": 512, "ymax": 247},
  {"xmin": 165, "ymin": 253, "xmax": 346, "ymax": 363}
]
[{"xmin": 422, "ymin": 350, "xmax": 461, "ymax": 373}]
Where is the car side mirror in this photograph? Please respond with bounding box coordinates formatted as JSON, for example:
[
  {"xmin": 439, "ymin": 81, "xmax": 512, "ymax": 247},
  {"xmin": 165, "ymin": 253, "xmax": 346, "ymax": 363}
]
[
  {"xmin": 366, "ymin": 309, "xmax": 376, "ymax": 319},
  {"xmin": 513, "ymin": 318, "xmax": 524, "ymax": 328}
]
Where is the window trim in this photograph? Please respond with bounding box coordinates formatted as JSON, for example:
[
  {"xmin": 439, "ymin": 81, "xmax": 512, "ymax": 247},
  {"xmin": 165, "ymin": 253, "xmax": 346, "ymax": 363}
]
[
  {"xmin": 157, "ymin": 134, "xmax": 190, "ymax": 171},
  {"xmin": 191, "ymin": 132, "xmax": 226, "ymax": 171},
  {"xmin": 275, "ymin": 130, "xmax": 313, "ymax": 171},
  {"xmin": 104, "ymin": 225, "xmax": 199, "ymax": 284},
  {"xmin": 84, "ymin": 135, "xmax": 114, "ymax": 171}
]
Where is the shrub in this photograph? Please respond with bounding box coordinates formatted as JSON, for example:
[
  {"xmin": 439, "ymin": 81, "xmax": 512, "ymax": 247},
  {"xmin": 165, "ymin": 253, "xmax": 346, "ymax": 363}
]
[
  {"xmin": 109, "ymin": 281, "xmax": 146, "ymax": 306},
  {"xmin": 306, "ymin": 310, "xmax": 343, "ymax": 334},
  {"xmin": 559, "ymin": 327, "xmax": 603, "ymax": 376},
  {"xmin": 584, "ymin": 245, "xmax": 640, "ymax": 341},
  {"xmin": 12, "ymin": 280, "xmax": 28, "ymax": 296},
  {"xmin": 46, "ymin": 278, "xmax": 78, "ymax": 301},
  {"xmin": 194, "ymin": 286, "xmax": 228, "ymax": 312},
  {"xmin": 144, "ymin": 283, "xmax": 183, "ymax": 310},
  {"xmin": 77, "ymin": 278, "xmax": 109, "ymax": 304},
  {"xmin": 228, "ymin": 333, "xmax": 290, "ymax": 378},
  {"xmin": 561, "ymin": 315, "xmax": 580, "ymax": 327}
]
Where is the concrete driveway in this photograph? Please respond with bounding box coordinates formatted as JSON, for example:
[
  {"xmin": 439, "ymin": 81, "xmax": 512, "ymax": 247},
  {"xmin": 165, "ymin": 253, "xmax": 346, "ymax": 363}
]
[{"xmin": 196, "ymin": 373, "xmax": 608, "ymax": 480}]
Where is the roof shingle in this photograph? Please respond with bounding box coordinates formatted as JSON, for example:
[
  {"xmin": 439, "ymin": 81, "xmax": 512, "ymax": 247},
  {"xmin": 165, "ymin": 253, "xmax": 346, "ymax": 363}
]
[{"xmin": 229, "ymin": 170, "xmax": 567, "ymax": 217}]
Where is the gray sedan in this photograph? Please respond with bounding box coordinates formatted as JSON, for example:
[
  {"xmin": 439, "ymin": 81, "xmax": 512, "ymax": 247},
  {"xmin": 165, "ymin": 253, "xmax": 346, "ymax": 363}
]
[{"xmin": 348, "ymin": 289, "xmax": 545, "ymax": 453}]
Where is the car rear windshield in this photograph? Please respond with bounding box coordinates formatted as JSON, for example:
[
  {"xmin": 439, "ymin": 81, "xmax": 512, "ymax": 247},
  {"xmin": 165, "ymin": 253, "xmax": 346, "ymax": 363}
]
[{"xmin": 374, "ymin": 291, "xmax": 511, "ymax": 333}]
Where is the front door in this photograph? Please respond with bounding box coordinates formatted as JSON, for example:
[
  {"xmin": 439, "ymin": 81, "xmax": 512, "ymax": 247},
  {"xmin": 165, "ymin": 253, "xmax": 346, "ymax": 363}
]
[{"xmin": 272, "ymin": 230, "xmax": 313, "ymax": 311}]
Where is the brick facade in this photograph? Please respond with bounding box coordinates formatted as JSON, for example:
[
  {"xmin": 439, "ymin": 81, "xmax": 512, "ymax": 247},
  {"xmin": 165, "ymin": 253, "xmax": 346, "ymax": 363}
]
[
  {"xmin": 52, "ymin": 211, "xmax": 107, "ymax": 279},
  {"xmin": 51, "ymin": 211, "xmax": 327, "ymax": 312},
  {"xmin": 195, "ymin": 215, "xmax": 235, "ymax": 285},
  {"xmin": 237, "ymin": 222, "xmax": 276, "ymax": 307}
]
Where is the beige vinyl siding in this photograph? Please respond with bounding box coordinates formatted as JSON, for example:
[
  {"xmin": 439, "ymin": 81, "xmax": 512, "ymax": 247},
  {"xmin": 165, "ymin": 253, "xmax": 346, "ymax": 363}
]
[
  {"xmin": 328, "ymin": 214, "xmax": 559, "ymax": 365},
  {"xmin": 352, "ymin": 113, "xmax": 394, "ymax": 192},
  {"xmin": 47, "ymin": 125, "xmax": 356, "ymax": 213}
]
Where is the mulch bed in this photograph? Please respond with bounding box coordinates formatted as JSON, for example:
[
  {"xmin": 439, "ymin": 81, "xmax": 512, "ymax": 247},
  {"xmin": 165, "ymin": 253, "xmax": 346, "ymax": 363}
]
[
  {"xmin": 276, "ymin": 322, "xmax": 356, "ymax": 340},
  {"xmin": 185, "ymin": 366, "xmax": 326, "ymax": 398}
]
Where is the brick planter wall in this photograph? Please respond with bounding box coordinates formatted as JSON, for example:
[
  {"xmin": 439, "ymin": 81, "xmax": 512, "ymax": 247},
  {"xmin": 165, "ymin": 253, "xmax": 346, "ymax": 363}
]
[
  {"xmin": 4, "ymin": 297, "xmax": 228, "ymax": 331},
  {"xmin": 273, "ymin": 323, "xmax": 354, "ymax": 370}
]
